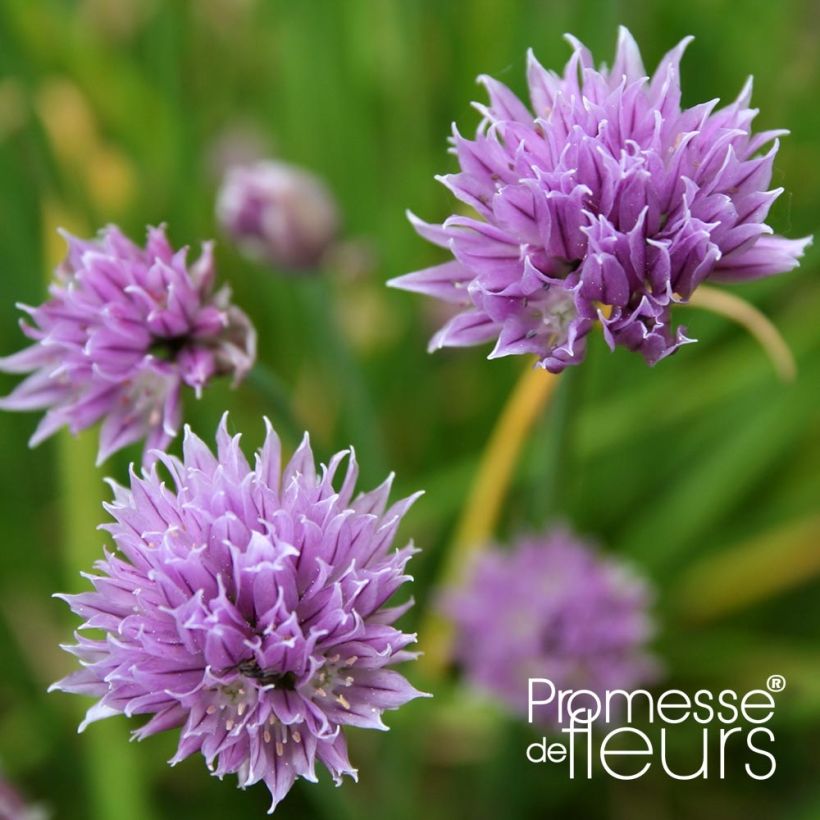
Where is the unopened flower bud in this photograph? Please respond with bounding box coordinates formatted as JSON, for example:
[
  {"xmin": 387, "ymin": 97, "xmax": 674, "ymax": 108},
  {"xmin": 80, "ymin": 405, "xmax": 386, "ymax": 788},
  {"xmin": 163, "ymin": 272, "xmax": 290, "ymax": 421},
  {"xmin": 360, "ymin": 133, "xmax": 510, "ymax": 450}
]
[{"xmin": 217, "ymin": 160, "xmax": 340, "ymax": 272}]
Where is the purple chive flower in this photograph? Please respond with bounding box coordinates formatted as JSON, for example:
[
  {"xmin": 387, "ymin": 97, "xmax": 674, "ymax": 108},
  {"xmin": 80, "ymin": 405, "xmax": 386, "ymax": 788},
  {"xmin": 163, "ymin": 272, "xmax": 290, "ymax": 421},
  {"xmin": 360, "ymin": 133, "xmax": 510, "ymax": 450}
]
[
  {"xmin": 442, "ymin": 528, "xmax": 657, "ymax": 727},
  {"xmin": 51, "ymin": 417, "xmax": 428, "ymax": 812},
  {"xmin": 217, "ymin": 160, "xmax": 340, "ymax": 272},
  {"xmin": 389, "ymin": 27, "xmax": 811, "ymax": 371},
  {"xmin": 0, "ymin": 226, "xmax": 256, "ymax": 464}
]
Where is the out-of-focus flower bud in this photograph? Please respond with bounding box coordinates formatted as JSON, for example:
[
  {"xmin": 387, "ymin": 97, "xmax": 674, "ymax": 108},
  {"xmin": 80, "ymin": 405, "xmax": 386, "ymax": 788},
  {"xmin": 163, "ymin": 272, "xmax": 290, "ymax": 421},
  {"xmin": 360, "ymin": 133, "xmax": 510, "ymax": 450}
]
[{"xmin": 216, "ymin": 160, "xmax": 340, "ymax": 272}]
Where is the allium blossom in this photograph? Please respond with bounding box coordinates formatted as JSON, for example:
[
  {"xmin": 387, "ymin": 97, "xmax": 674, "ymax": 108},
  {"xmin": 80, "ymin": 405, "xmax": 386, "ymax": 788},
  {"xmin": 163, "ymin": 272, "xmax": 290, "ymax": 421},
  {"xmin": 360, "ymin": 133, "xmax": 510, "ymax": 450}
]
[
  {"xmin": 390, "ymin": 28, "xmax": 811, "ymax": 370},
  {"xmin": 51, "ymin": 418, "xmax": 427, "ymax": 811},
  {"xmin": 442, "ymin": 528, "xmax": 656, "ymax": 727},
  {"xmin": 217, "ymin": 160, "xmax": 340, "ymax": 271},
  {"xmin": 0, "ymin": 226, "xmax": 256, "ymax": 463}
]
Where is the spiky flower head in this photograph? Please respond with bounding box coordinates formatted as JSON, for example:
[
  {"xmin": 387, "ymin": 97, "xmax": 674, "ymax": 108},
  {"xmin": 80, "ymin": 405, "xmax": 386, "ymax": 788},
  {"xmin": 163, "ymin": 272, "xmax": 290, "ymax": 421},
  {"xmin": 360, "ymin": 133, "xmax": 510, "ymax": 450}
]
[
  {"xmin": 217, "ymin": 160, "xmax": 340, "ymax": 272},
  {"xmin": 390, "ymin": 28, "xmax": 810, "ymax": 371},
  {"xmin": 51, "ymin": 417, "xmax": 427, "ymax": 812},
  {"xmin": 0, "ymin": 226, "xmax": 256, "ymax": 464},
  {"xmin": 442, "ymin": 527, "xmax": 656, "ymax": 727}
]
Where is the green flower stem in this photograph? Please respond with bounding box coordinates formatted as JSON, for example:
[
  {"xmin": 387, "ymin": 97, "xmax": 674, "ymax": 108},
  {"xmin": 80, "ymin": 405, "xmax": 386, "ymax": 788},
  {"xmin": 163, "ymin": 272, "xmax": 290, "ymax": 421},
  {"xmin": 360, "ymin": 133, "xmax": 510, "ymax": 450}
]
[
  {"xmin": 418, "ymin": 364, "xmax": 559, "ymax": 679},
  {"xmin": 58, "ymin": 430, "xmax": 155, "ymax": 820},
  {"xmin": 296, "ymin": 277, "xmax": 386, "ymax": 480},
  {"xmin": 685, "ymin": 285, "xmax": 796, "ymax": 382},
  {"xmin": 526, "ymin": 362, "xmax": 582, "ymax": 524},
  {"xmin": 246, "ymin": 362, "xmax": 303, "ymax": 443}
]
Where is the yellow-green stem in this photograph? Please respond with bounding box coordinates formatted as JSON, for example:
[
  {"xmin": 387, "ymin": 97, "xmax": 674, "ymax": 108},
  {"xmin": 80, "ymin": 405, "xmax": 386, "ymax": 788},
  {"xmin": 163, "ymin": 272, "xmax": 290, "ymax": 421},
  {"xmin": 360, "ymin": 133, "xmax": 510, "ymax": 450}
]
[
  {"xmin": 672, "ymin": 514, "xmax": 820, "ymax": 623},
  {"xmin": 685, "ymin": 285, "xmax": 796, "ymax": 382},
  {"xmin": 419, "ymin": 363, "xmax": 559, "ymax": 678}
]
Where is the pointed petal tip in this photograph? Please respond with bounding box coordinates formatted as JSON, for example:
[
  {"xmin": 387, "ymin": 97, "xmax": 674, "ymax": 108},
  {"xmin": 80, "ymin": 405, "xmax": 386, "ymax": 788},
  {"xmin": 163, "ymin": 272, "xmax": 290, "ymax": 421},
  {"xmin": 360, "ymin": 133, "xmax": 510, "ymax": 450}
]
[
  {"xmin": 408, "ymin": 488, "xmax": 426, "ymax": 504},
  {"xmin": 426, "ymin": 335, "xmax": 444, "ymax": 353},
  {"xmin": 385, "ymin": 274, "xmax": 406, "ymax": 290},
  {"xmin": 526, "ymin": 45, "xmax": 547, "ymax": 70},
  {"xmin": 679, "ymin": 34, "xmax": 696, "ymax": 50},
  {"xmin": 562, "ymin": 31, "xmax": 580, "ymax": 47}
]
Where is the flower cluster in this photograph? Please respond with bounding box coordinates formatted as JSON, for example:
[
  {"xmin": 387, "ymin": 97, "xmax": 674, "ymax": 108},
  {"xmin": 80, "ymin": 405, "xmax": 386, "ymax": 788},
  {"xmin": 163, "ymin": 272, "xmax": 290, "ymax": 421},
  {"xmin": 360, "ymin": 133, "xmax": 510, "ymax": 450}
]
[
  {"xmin": 390, "ymin": 27, "xmax": 810, "ymax": 370},
  {"xmin": 52, "ymin": 418, "xmax": 427, "ymax": 811},
  {"xmin": 442, "ymin": 527, "xmax": 656, "ymax": 726},
  {"xmin": 0, "ymin": 225, "xmax": 256, "ymax": 463}
]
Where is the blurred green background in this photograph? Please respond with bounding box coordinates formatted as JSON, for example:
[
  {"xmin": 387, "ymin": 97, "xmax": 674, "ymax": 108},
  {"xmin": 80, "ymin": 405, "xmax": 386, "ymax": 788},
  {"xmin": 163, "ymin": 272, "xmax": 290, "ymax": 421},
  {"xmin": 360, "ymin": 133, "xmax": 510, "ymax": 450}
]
[{"xmin": 0, "ymin": 0, "xmax": 819, "ymax": 818}]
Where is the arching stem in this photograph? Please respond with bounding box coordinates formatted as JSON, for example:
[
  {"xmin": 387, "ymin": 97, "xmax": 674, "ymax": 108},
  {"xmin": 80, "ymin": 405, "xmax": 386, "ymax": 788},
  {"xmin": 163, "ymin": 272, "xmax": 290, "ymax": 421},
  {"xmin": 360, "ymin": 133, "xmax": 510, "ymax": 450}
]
[
  {"xmin": 419, "ymin": 362, "xmax": 559, "ymax": 678},
  {"xmin": 685, "ymin": 286, "xmax": 796, "ymax": 382}
]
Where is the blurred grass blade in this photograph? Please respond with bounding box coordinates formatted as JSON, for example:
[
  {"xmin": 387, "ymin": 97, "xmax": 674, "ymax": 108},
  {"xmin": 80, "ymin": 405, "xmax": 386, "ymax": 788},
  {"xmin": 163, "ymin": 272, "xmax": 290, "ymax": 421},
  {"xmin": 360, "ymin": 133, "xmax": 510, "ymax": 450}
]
[
  {"xmin": 245, "ymin": 362, "xmax": 302, "ymax": 443},
  {"xmin": 58, "ymin": 431, "xmax": 155, "ymax": 820},
  {"xmin": 578, "ymin": 285, "xmax": 820, "ymax": 460},
  {"xmin": 623, "ymin": 368, "xmax": 817, "ymax": 573},
  {"xmin": 296, "ymin": 276, "xmax": 386, "ymax": 480},
  {"xmin": 672, "ymin": 514, "xmax": 820, "ymax": 623}
]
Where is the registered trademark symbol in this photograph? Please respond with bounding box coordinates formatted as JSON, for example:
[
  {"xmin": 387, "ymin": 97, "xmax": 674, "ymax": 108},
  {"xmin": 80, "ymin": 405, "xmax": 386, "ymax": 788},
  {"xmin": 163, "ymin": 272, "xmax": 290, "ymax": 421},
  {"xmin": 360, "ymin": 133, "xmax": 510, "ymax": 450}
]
[{"xmin": 767, "ymin": 674, "xmax": 786, "ymax": 692}]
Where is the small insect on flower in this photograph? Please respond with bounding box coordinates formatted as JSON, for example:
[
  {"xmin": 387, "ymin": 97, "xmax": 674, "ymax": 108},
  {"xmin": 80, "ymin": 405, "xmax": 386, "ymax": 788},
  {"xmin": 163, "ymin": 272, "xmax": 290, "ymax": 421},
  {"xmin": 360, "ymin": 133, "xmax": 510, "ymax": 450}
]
[
  {"xmin": 217, "ymin": 160, "xmax": 340, "ymax": 272},
  {"xmin": 441, "ymin": 527, "xmax": 657, "ymax": 728},
  {"xmin": 50, "ymin": 416, "xmax": 428, "ymax": 812},
  {"xmin": 389, "ymin": 27, "xmax": 811, "ymax": 371},
  {"xmin": 0, "ymin": 225, "xmax": 256, "ymax": 464}
]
